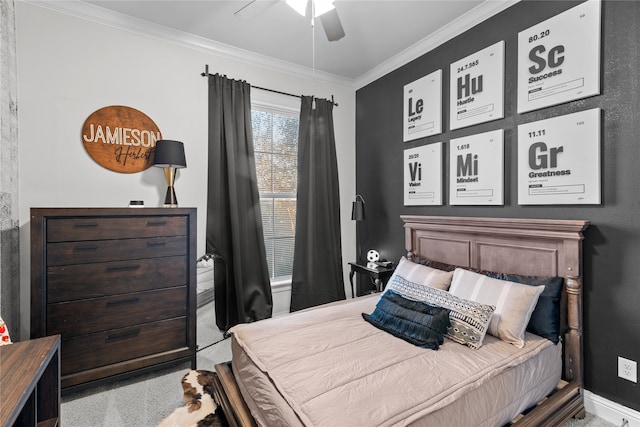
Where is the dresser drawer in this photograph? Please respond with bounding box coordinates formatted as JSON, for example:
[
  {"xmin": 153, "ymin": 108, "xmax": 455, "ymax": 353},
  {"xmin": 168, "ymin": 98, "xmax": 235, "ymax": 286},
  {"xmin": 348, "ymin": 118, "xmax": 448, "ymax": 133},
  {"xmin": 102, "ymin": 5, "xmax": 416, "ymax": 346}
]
[
  {"xmin": 47, "ymin": 255, "xmax": 187, "ymax": 302},
  {"xmin": 47, "ymin": 287, "xmax": 187, "ymax": 337},
  {"xmin": 60, "ymin": 317, "xmax": 187, "ymax": 375},
  {"xmin": 47, "ymin": 216, "xmax": 187, "ymax": 242},
  {"xmin": 46, "ymin": 236, "xmax": 187, "ymax": 266}
]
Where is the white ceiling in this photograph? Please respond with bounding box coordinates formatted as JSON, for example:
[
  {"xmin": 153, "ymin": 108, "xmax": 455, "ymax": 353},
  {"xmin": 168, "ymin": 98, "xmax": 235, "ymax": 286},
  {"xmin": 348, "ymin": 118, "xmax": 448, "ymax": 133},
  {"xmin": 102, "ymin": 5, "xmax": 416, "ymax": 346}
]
[{"xmin": 39, "ymin": 0, "xmax": 517, "ymax": 87}]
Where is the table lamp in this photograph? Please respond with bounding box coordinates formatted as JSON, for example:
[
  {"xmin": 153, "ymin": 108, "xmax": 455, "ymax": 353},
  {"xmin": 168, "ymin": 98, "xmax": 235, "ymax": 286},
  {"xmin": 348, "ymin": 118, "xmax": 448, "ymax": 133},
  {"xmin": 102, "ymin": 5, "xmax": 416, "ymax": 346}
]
[{"xmin": 153, "ymin": 140, "xmax": 186, "ymax": 207}]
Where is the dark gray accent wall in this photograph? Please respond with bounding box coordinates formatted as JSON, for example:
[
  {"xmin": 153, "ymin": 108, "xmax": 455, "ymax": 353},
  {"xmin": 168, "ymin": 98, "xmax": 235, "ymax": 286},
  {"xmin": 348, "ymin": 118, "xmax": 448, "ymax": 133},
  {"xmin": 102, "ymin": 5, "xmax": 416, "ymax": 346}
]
[{"xmin": 356, "ymin": 0, "xmax": 640, "ymax": 412}]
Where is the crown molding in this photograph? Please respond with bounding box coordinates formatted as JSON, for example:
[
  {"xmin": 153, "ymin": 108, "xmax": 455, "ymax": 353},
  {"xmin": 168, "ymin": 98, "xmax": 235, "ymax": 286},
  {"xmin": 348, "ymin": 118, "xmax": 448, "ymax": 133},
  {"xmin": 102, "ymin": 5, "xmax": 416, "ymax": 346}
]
[
  {"xmin": 354, "ymin": 0, "xmax": 520, "ymax": 89},
  {"xmin": 23, "ymin": 0, "xmax": 518, "ymax": 92},
  {"xmin": 21, "ymin": 0, "xmax": 355, "ymax": 89}
]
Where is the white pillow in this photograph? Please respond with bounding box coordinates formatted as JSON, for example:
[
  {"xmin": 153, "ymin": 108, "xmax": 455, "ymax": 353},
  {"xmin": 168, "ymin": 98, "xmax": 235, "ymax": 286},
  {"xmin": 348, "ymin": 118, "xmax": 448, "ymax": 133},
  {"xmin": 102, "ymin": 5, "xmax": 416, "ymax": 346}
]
[
  {"xmin": 449, "ymin": 268, "xmax": 544, "ymax": 348},
  {"xmin": 387, "ymin": 257, "xmax": 454, "ymax": 291}
]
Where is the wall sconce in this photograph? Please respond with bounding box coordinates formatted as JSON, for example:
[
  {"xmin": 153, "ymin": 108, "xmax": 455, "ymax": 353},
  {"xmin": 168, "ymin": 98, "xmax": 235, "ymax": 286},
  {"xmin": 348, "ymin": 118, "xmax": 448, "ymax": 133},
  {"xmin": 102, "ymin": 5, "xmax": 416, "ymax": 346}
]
[
  {"xmin": 351, "ymin": 194, "xmax": 365, "ymax": 221},
  {"xmin": 153, "ymin": 140, "xmax": 187, "ymax": 207},
  {"xmin": 351, "ymin": 194, "xmax": 365, "ymax": 264}
]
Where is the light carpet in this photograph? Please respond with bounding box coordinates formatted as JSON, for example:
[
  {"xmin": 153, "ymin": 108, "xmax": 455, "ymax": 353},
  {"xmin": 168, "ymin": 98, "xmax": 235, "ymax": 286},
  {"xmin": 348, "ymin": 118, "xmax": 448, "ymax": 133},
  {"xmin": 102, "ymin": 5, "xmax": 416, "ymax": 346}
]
[
  {"xmin": 61, "ymin": 301, "xmax": 615, "ymax": 426},
  {"xmin": 61, "ymin": 301, "xmax": 230, "ymax": 427}
]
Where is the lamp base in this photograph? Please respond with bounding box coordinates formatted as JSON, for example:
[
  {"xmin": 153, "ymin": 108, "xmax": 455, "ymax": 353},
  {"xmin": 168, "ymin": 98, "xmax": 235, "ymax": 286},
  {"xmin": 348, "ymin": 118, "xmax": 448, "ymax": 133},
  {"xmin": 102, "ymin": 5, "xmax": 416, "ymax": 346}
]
[{"xmin": 164, "ymin": 186, "xmax": 178, "ymax": 207}]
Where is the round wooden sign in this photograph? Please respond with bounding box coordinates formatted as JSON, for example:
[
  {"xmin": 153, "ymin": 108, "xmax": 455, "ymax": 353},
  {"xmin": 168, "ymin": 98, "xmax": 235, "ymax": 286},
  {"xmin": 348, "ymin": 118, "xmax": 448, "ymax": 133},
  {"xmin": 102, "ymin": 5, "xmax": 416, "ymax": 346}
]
[{"xmin": 81, "ymin": 105, "xmax": 162, "ymax": 173}]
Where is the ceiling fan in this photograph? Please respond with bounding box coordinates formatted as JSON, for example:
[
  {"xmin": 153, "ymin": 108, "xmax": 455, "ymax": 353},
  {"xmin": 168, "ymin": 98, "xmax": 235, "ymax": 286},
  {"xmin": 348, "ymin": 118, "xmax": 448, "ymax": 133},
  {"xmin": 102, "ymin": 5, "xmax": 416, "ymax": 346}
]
[{"xmin": 235, "ymin": 0, "xmax": 345, "ymax": 42}]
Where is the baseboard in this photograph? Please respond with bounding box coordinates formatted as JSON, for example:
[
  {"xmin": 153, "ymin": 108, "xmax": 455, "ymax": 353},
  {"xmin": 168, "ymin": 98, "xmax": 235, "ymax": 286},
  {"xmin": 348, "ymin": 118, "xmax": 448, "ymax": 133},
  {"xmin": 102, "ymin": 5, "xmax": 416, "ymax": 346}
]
[{"xmin": 585, "ymin": 390, "xmax": 640, "ymax": 426}]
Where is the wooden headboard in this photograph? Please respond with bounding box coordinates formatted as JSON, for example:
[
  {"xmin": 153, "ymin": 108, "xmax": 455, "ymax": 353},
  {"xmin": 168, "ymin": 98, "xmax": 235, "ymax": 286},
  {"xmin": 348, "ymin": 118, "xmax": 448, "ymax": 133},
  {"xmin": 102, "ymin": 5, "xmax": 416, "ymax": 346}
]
[{"xmin": 401, "ymin": 215, "xmax": 589, "ymax": 389}]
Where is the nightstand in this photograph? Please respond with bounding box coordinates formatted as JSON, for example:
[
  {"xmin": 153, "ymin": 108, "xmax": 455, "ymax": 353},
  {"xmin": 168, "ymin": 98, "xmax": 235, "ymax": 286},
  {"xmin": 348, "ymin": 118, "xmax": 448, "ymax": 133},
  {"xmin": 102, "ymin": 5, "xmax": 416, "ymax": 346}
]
[{"xmin": 348, "ymin": 262, "xmax": 395, "ymax": 297}]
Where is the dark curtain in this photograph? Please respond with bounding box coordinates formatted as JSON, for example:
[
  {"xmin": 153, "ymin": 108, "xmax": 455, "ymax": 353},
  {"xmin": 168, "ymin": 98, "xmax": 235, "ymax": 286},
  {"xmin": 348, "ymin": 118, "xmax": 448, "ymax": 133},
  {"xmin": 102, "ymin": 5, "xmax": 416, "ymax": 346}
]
[
  {"xmin": 206, "ymin": 74, "xmax": 273, "ymax": 330},
  {"xmin": 290, "ymin": 96, "xmax": 345, "ymax": 311}
]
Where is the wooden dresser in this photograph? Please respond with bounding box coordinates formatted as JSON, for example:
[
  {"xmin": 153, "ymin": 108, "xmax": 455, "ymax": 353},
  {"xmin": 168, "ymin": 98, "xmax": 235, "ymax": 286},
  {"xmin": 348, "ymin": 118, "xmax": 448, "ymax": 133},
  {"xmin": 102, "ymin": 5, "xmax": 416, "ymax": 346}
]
[{"xmin": 30, "ymin": 208, "xmax": 197, "ymax": 392}]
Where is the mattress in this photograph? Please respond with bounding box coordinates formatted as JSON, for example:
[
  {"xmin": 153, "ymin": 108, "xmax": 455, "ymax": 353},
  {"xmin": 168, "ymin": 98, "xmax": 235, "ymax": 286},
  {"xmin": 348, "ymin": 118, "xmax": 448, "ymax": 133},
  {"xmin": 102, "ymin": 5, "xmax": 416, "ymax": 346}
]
[
  {"xmin": 230, "ymin": 295, "xmax": 562, "ymax": 427},
  {"xmin": 196, "ymin": 257, "xmax": 215, "ymax": 307}
]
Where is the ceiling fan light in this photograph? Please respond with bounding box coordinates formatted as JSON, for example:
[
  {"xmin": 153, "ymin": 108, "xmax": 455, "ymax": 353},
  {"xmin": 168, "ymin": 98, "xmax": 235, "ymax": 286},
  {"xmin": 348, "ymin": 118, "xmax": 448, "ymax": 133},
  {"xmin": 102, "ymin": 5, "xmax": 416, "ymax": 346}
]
[
  {"xmin": 286, "ymin": 0, "xmax": 308, "ymax": 16},
  {"xmin": 313, "ymin": 0, "xmax": 335, "ymax": 17}
]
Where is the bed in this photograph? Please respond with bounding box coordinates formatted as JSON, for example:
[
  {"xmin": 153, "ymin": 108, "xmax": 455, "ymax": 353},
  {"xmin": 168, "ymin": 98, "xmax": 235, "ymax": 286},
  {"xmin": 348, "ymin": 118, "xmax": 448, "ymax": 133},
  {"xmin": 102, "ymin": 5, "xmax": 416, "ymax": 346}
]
[{"xmin": 211, "ymin": 215, "xmax": 589, "ymax": 426}]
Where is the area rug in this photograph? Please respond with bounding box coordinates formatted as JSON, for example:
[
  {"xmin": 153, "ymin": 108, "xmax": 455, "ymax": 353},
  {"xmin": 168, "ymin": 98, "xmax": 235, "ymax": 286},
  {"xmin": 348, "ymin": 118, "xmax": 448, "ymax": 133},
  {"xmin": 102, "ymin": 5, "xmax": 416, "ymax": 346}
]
[{"xmin": 157, "ymin": 370, "xmax": 227, "ymax": 427}]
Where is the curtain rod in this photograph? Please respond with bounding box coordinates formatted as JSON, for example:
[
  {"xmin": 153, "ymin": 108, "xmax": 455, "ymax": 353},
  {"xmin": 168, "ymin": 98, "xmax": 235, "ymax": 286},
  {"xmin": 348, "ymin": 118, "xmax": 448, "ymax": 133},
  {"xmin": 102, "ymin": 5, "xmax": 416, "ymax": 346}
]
[{"xmin": 200, "ymin": 64, "xmax": 338, "ymax": 107}]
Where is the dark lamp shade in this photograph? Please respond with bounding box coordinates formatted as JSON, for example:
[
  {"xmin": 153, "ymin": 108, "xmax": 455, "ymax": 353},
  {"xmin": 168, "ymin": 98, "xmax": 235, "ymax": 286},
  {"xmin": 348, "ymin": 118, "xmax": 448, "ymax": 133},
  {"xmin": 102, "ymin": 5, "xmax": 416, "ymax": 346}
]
[
  {"xmin": 153, "ymin": 140, "xmax": 187, "ymax": 168},
  {"xmin": 351, "ymin": 197, "xmax": 365, "ymax": 221}
]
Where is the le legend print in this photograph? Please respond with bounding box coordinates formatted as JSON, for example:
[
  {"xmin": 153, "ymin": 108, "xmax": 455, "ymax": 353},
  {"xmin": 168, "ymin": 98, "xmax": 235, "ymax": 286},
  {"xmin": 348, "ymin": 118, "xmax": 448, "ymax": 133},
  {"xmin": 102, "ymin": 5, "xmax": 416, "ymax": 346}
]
[
  {"xmin": 449, "ymin": 41, "xmax": 505, "ymax": 130},
  {"xmin": 449, "ymin": 129, "xmax": 504, "ymax": 205},
  {"xmin": 403, "ymin": 70, "xmax": 442, "ymax": 142},
  {"xmin": 404, "ymin": 142, "xmax": 443, "ymax": 206},
  {"xmin": 517, "ymin": 0, "xmax": 601, "ymax": 113},
  {"xmin": 518, "ymin": 108, "xmax": 601, "ymax": 205}
]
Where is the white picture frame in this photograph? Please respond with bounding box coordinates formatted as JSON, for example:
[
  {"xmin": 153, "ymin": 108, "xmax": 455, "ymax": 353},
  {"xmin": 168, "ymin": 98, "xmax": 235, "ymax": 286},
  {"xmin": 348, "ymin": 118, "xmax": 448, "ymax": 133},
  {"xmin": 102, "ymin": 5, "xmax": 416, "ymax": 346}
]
[
  {"xmin": 517, "ymin": 0, "xmax": 601, "ymax": 113},
  {"xmin": 449, "ymin": 41, "xmax": 505, "ymax": 130},
  {"xmin": 449, "ymin": 129, "xmax": 504, "ymax": 205},
  {"xmin": 404, "ymin": 142, "xmax": 443, "ymax": 206},
  {"xmin": 517, "ymin": 108, "xmax": 601, "ymax": 205},
  {"xmin": 403, "ymin": 70, "xmax": 442, "ymax": 142}
]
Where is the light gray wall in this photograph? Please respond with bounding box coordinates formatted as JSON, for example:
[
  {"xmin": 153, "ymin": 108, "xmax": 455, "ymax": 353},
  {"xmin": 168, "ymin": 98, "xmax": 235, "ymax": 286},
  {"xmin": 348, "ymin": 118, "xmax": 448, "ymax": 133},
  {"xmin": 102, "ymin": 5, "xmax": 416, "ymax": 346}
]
[
  {"xmin": 15, "ymin": 2, "xmax": 356, "ymax": 337},
  {"xmin": 0, "ymin": 0, "xmax": 19, "ymax": 339}
]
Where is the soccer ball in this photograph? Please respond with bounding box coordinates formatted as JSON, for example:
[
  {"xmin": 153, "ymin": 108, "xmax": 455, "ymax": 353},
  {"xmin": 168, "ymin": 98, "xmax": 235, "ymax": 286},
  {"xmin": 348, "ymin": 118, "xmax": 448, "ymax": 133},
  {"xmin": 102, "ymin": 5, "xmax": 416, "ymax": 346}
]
[{"xmin": 367, "ymin": 250, "xmax": 380, "ymax": 263}]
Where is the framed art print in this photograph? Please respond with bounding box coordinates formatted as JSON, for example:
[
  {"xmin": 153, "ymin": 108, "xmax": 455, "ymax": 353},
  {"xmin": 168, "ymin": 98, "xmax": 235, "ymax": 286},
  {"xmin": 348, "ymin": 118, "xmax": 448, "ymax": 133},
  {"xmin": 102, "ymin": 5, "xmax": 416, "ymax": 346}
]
[
  {"xmin": 449, "ymin": 41, "xmax": 505, "ymax": 130},
  {"xmin": 449, "ymin": 129, "xmax": 504, "ymax": 205},
  {"xmin": 403, "ymin": 70, "xmax": 442, "ymax": 142},
  {"xmin": 404, "ymin": 142, "xmax": 443, "ymax": 206},
  {"xmin": 518, "ymin": 108, "xmax": 601, "ymax": 205},
  {"xmin": 517, "ymin": 0, "xmax": 601, "ymax": 113}
]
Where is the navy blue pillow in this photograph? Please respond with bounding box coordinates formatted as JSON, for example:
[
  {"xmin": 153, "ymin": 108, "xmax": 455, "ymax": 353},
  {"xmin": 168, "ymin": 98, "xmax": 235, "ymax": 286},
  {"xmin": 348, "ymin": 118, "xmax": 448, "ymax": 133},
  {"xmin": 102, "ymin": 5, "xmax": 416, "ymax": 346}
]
[
  {"xmin": 484, "ymin": 272, "xmax": 563, "ymax": 344},
  {"xmin": 362, "ymin": 290, "xmax": 450, "ymax": 349}
]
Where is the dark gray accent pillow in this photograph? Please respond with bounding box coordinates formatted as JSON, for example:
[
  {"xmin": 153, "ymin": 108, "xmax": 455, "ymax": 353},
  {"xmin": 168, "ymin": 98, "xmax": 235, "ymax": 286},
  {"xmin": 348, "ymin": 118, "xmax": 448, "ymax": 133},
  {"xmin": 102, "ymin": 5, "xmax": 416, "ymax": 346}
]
[{"xmin": 362, "ymin": 290, "xmax": 450, "ymax": 349}]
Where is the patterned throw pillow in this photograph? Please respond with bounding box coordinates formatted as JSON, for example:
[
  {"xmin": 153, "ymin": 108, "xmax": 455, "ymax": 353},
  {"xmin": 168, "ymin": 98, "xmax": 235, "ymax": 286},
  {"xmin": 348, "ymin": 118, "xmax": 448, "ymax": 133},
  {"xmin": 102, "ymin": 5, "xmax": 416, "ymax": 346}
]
[
  {"xmin": 411, "ymin": 256, "xmax": 564, "ymax": 344},
  {"xmin": 386, "ymin": 257, "xmax": 454, "ymax": 291},
  {"xmin": 386, "ymin": 275, "xmax": 495, "ymax": 349},
  {"xmin": 449, "ymin": 269, "xmax": 545, "ymax": 348},
  {"xmin": 0, "ymin": 315, "xmax": 12, "ymax": 346}
]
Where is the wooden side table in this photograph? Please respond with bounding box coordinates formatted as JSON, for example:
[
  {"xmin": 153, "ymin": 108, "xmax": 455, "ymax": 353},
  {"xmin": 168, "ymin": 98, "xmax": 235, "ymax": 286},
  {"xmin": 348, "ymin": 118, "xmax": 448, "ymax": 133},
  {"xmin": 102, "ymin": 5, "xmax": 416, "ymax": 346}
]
[
  {"xmin": 0, "ymin": 335, "xmax": 61, "ymax": 427},
  {"xmin": 348, "ymin": 262, "xmax": 395, "ymax": 297}
]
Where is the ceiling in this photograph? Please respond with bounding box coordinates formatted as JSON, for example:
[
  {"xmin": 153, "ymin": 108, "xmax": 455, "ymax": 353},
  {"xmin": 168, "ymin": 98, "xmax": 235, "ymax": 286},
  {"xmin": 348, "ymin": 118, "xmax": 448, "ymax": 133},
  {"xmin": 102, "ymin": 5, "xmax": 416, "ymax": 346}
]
[{"xmin": 66, "ymin": 1, "xmax": 515, "ymax": 86}]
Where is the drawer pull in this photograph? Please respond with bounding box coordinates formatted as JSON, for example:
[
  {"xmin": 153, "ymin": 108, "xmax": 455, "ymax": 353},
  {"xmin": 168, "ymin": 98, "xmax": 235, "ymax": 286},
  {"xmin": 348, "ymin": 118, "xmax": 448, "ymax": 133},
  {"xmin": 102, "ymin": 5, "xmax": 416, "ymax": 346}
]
[
  {"xmin": 106, "ymin": 329, "xmax": 140, "ymax": 341},
  {"xmin": 73, "ymin": 245, "xmax": 98, "ymax": 252},
  {"xmin": 73, "ymin": 223, "xmax": 99, "ymax": 228},
  {"xmin": 106, "ymin": 297, "xmax": 140, "ymax": 307},
  {"xmin": 147, "ymin": 241, "xmax": 167, "ymax": 247},
  {"xmin": 106, "ymin": 264, "xmax": 141, "ymax": 272},
  {"xmin": 147, "ymin": 221, "xmax": 167, "ymax": 227}
]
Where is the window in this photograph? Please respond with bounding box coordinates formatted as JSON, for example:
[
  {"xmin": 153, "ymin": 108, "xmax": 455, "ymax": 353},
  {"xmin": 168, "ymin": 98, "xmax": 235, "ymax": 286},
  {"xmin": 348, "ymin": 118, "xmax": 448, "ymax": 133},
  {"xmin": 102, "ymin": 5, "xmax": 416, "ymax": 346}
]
[{"xmin": 252, "ymin": 105, "xmax": 299, "ymax": 282}]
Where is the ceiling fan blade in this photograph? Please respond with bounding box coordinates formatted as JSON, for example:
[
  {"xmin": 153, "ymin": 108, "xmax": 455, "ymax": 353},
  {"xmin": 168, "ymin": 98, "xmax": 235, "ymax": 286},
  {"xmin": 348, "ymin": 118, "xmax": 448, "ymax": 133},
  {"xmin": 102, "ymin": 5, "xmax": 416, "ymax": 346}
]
[
  {"xmin": 319, "ymin": 8, "xmax": 345, "ymax": 41},
  {"xmin": 235, "ymin": 0, "xmax": 278, "ymax": 21}
]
